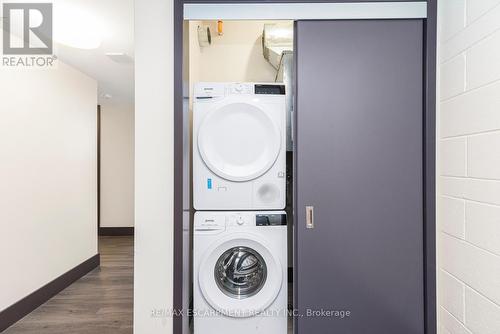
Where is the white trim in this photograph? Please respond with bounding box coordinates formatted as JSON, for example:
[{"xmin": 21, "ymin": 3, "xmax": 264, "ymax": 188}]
[{"xmin": 184, "ymin": 2, "xmax": 427, "ymax": 20}]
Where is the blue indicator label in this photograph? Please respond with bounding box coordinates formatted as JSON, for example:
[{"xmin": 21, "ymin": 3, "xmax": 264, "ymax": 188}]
[{"xmin": 207, "ymin": 178, "xmax": 212, "ymax": 189}]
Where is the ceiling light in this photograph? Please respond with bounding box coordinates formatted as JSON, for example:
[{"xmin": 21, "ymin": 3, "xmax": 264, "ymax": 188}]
[
  {"xmin": 53, "ymin": 2, "xmax": 108, "ymax": 50},
  {"xmin": 100, "ymin": 93, "xmax": 113, "ymax": 99},
  {"xmin": 105, "ymin": 53, "xmax": 133, "ymax": 64}
]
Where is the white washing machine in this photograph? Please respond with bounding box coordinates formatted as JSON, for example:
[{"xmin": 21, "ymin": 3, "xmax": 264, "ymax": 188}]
[
  {"xmin": 193, "ymin": 82, "xmax": 286, "ymax": 210},
  {"xmin": 193, "ymin": 211, "xmax": 288, "ymax": 334}
]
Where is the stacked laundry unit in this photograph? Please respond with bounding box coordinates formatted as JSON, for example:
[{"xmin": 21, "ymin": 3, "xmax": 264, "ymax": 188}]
[{"xmin": 192, "ymin": 82, "xmax": 288, "ymax": 334}]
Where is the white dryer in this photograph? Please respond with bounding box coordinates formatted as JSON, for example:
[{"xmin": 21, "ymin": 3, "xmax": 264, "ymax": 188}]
[
  {"xmin": 193, "ymin": 82, "xmax": 286, "ymax": 210},
  {"xmin": 193, "ymin": 211, "xmax": 288, "ymax": 334}
]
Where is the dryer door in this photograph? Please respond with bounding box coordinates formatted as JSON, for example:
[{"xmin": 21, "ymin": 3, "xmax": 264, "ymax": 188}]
[
  {"xmin": 198, "ymin": 102, "xmax": 281, "ymax": 182},
  {"xmin": 198, "ymin": 234, "xmax": 283, "ymax": 317}
]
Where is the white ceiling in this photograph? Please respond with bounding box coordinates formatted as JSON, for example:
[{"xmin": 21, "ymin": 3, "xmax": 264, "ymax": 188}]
[{"xmin": 53, "ymin": 0, "xmax": 134, "ymax": 107}]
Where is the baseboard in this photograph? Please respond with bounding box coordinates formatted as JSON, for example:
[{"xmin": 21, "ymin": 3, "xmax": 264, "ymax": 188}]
[
  {"xmin": 0, "ymin": 254, "xmax": 100, "ymax": 332},
  {"xmin": 98, "ymin": 227, "xmax": 134, "ymax": 236}
]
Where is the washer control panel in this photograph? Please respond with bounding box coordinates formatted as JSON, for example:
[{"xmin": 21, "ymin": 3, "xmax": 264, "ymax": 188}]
[
  {"xmin": 228, "ymin": 213, "xmax": 253, "ymax": 227},
  {"xmin": 195, "ymin": 211, "xmax": 287, "ymax": 232},
  {"xmin": 256, "ymin": 213, "xmax": 287, "ymax": 226},
  {"xmin": 227, "ymin": 212, "xmax": 287, "ymax": 227},
  {"xmin": 195, "ymin": 214, "xmax": 226, "ymax": 232}
]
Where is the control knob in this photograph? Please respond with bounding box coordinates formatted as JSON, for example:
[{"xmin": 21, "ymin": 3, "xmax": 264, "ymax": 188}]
[{"xmin": 236, "ymin": 216, "xmax": 245, "ymax": 225}]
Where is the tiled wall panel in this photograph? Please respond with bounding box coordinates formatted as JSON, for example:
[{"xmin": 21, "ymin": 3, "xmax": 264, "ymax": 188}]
[{"xmin": 439, "ymin": 2, "xmax": 500, "ymax": 331}]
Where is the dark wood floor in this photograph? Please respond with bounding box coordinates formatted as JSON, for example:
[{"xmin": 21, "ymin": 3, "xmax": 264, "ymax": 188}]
[{"xmin": 4, "ymin": 236, "xmax": 134, "ymax": 334}]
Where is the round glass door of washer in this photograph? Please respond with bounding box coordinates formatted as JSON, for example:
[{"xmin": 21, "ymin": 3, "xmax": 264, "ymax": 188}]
[
  {"xmin": 198, "ymin": 102, "xmax": 281, "ymax": 182},
  {"xmin": 198, "ymin": 235, "xmax": 283, "ymax": 317},
  {"xmin": 214, "ymin": 246, "xmax": 267, "ymax": 299}
]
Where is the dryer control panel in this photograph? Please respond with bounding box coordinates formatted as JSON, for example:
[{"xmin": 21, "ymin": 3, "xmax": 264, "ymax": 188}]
[
  {"xmin": 230, "ymin": 83, "xmax": 252, "ymax": 95},
  {"xmin": 194, "ymin": 82, "xmax": 286, "ymax": 98},
  {"xmin": 255, "ymin": 84, "xmax": 286, "ymax": 95}
]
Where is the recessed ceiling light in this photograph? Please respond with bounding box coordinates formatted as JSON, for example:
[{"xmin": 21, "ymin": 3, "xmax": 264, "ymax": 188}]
[
  {"xmin": 105, "ymin": 53, "xmax": 133, "ymax": 64},
  {"xmin": 100, "ymin": 93, "xmax": 113, "ymax": 99}
]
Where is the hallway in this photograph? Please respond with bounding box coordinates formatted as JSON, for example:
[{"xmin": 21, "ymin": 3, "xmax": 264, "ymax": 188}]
[{"xmin": 4, "ymin": 237, "xmax": 133, "ymax": 334}]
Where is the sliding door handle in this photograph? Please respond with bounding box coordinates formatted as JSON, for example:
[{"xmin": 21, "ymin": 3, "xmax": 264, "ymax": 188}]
[{"xmin": 306, "ymin": 206, "xmax": 314, "ymax": 229}]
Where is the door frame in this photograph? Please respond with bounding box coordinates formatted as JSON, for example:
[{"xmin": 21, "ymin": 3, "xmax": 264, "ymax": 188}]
[
  {"xmin": 97, "ymin": 105, "xmax": 101, "ymax": 231},
  {"xmin": 172, "ymin": 1, "xmax": 436, "ymax": 333}
]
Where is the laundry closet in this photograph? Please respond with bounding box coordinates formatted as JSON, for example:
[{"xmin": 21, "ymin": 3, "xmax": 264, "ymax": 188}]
[
  {"xmin": 179, "ymin": 3, "xmax": 436, "ymax": 334},
  {"xmin": 186, "ymin": 19, "xmax": 294, "ymax": 334}
]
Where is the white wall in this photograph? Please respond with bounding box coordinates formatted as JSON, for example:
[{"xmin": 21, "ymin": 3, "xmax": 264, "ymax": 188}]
[
  {"xmin": 189, "ymin": 20, "xmax": 277, "ymax": 84},
  {"xmin": 134, "ymin": 0, "xmax": 174, "ymax": 333},
  {"xmin": 0, "ymin": 62, "xmax": 98, "ymax": 311},
  {"xmin": 100, "ymin": 103, "xmax": 135, "ymax": 228},
  {"xmin": 438, "ymin": 1, "xmax": 500, "ymax": 333},
  {"xmin": 134, "ymin": 4, "xmax": 500, "ymax": 334}
]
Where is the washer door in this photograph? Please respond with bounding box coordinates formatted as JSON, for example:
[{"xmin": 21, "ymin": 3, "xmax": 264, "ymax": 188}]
[
  {"xmin": 198, "ymin": 102, "xmax": 281, "ymax": 182},
  {"xmin": 198, "ymin": 234, "xmax": 283, "ymax": 317}
]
